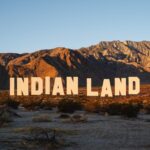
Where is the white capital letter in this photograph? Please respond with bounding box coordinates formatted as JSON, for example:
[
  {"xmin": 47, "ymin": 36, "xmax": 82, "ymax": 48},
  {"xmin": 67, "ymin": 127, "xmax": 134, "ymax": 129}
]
[
  {"xmin": 52, "ymin": 77, "xmax": 64, "ymax": 95},
  {"xmin": 17, "ymin": 78, "xmax": 29, "ymax": 96},
  {"xmin": 87, "ymin": 78, "xmax": 98, "ymax": 96},
  {"xmin": 66, "ymin": 77, "xmax": 78, "ymax": 95},
  {"xmin": 128, "ymin": 77, "xmax": 140, "ymax": 95},
  {"xmin": 31, "ymin": 77, "xmax": 43, "ymax": 95},
  {"xmin": 101, "ymin": 79, "xmax": 112, "ymax": 97},
  {"xmin": 115, "ymin": 78, "xmax": 126, "ymax": 96}
]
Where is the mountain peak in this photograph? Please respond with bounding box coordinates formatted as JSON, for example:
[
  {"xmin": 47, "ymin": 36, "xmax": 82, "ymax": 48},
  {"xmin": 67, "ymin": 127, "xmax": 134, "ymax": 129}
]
[{"xmin": 0, "ymin": 41, "xmax": 150, "ymax": 89}]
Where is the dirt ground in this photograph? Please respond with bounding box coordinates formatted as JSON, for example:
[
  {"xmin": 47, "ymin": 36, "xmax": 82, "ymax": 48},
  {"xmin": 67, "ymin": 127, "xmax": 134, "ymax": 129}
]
[{"xmin": 0, "ymin": 107, "xmax": 150, "ymax": 150}]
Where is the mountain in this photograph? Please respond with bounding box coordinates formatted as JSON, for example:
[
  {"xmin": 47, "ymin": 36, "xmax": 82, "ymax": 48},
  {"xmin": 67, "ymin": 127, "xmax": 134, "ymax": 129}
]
[{"xmin": 0, "ymin": 41, "xmax": 150, "ymax": 89}]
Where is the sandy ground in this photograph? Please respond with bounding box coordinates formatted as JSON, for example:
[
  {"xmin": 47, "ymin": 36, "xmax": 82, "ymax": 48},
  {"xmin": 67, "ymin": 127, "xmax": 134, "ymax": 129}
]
[{"xmin": 0, "ymin": 107, "xmax": 150, "ymax": 150}]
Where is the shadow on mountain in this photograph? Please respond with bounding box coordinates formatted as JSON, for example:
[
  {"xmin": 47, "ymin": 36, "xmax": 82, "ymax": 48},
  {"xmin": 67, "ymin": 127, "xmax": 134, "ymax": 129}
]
[
  {"xmin": 0, "ymin": 65, "xmax": 10, "ymax": 90},
  {"xmin": 42, "ymin": 53, "xmax": 150, "ymax": 86},
  {"xmin": 0, "ymin": 50, "xmax": 150, "ymax": 90}
]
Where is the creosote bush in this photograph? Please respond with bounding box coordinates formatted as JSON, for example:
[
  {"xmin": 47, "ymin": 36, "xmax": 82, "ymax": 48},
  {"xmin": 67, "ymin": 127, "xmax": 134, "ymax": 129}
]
[
  {"xmin": 70, "ymin": 114, "xmax": 87, "ymax": 123},
  {"xmin": 5, "ymin": 98, "xmax": 20, "ymax": 109},
  {"xmin": 18, "ymin": 127, "xmax": 73, "ymax": 149},
  {"xmin": 58, "ymin": 99, "xmax": 82, "ymax": 113},
  {"xmin": 84, "ymin": 101, "xmax": 141, "ymax": 118},
  {"xmin": 84, "ymin": 101, "xmax": 101, "ymax": 113},
  {"xmin": 20, "ymin": 98, "xmax": 42, "ymax": 110},
  {"xmin": 0, "ymin": 97, "xmax": 20, "ymax": 109},
  {"xmin": 144, "ymin": 104, "xmax": 150, "ymax": 114},
  {"xmin": 0, "ymin": 105, "xmax": 21, "ymax": 127},
  {"xmin": 105, "ymin": 103, "xmax": 141, "ymax": 118},
  {"xmin": 59, "ymin": 114, "xmax": 70, "ymax": 119}
]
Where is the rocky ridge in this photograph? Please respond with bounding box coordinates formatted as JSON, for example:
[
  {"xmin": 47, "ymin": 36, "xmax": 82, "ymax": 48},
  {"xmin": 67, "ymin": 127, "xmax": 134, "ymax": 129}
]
[{"xmin": 0, "ymin": 41, "xmax": 150, "ymax": 89}]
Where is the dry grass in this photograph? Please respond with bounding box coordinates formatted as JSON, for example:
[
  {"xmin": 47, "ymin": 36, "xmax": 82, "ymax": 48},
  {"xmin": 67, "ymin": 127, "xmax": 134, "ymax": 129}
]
[
  {"xmin": 32, "ymin": 114, "xmax": 52, "ymax": 122},
  {"xmin": 58, "ymin": 114, "xmax": 70, "ymax": 119},
  {"xmin": 13, "ymin": 127, "xmax": 76, "ymax": 149},
  {"xmin": 70, "ymin": 114, "xmax": 88, "ymax": 123}
]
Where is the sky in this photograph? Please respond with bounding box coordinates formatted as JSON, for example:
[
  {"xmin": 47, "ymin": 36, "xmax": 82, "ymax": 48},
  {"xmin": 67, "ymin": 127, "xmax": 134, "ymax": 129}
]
[{"xmin": 0, "ymin": 0, "xmax": 150, "ymax": 53}]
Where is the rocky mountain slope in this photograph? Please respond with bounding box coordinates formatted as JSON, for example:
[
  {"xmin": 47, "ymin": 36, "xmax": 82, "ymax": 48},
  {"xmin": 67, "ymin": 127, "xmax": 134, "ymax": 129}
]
[{"xmin": 0, "ymin": 41, "xmax": 150, "ymax": 89}]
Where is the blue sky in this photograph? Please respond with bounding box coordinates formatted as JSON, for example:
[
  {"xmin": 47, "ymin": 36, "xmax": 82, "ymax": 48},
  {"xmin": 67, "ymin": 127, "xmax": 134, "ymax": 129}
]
[{"xmin": 0, "ymin": 0, "xmax": 150, "ymax": 53}]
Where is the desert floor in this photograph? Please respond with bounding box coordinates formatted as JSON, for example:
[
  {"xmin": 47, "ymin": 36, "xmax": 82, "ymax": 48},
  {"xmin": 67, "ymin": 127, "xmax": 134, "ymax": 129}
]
[{"xmin": 0, "ymin": 107, "xmax": 150, "ymax": 150}]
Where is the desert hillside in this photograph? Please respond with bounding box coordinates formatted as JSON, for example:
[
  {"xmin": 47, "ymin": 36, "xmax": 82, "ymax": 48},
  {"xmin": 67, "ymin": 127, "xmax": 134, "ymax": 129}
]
[{"xmin": 0, "ymin": 41, "xmax": 150, "ymax": 89}]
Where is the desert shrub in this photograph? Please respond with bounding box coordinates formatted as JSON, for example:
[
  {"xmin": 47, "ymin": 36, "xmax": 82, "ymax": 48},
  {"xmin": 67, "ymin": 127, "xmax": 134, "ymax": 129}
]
[
  {"xmin": 144, "ymin": 104, "xmax": 150, "ymax": 114},
  {"xmin": 40, "ymin": 101, "xmax": 53, "ymax": 110},
  {"xmin": 105, "ymin": 103, "xmax": 122, "ymax": 115},
  {"xmin": 106, "ymin": 103, "xmax": 140, "ymax": 118},
  {"xmin": 58, "ymin": 99, "xmax": 82, "ymax": 113},
  {"xmin": 84, "ymin": 101, "xmax": 101, "ymax": 113},
  {"xmin": 21, "ymin": 99, "xmax": 42, "ymax": 110},
  {"xmin": 32, "ymin": 114, "xmax": 52, "ymax": 122},
  {"xmin": 0, "ymin": 97, "xmax": 19, "ymax": 109},
  {"xmin": 70, "ymin": 114, "xmax": 87, "ymax": 123},
  {"xmin": 59, "ymin": 114, "xmax": 70, "ymax": 119},
  {"xmin": 25, "ymin": 127, "xmax": 61, "ymax": 148},
  {"xmin": 20, "ymin": 97, "xmax": 54, "ymax": 110},
  {"xmin": 0, "ymin": 106, "xmax": 20, "ymax": 126},
  {"xmin": 5, "ymin": 98, "xmax": 20, "ymax": 109},
  {"xmin": 120, "ymin": 103, "xmax": 140, "ymax": 118},
  {"xmin": 84, "ymin": 102, "xmax": 140, "ymax": 118},
  {"xmin": 0, "ymin": 109, "xmax": 13, "ymax": 126},
  {"xmin": 19, "ymin": 127, "xmax": 73, "ymax": 149}
]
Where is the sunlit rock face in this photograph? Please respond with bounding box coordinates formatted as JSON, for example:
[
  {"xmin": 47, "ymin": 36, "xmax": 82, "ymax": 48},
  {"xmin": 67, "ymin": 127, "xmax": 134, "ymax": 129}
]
[{"xmin": 1, "ymin": 41, "xmax": 150, "ymax": 89}]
